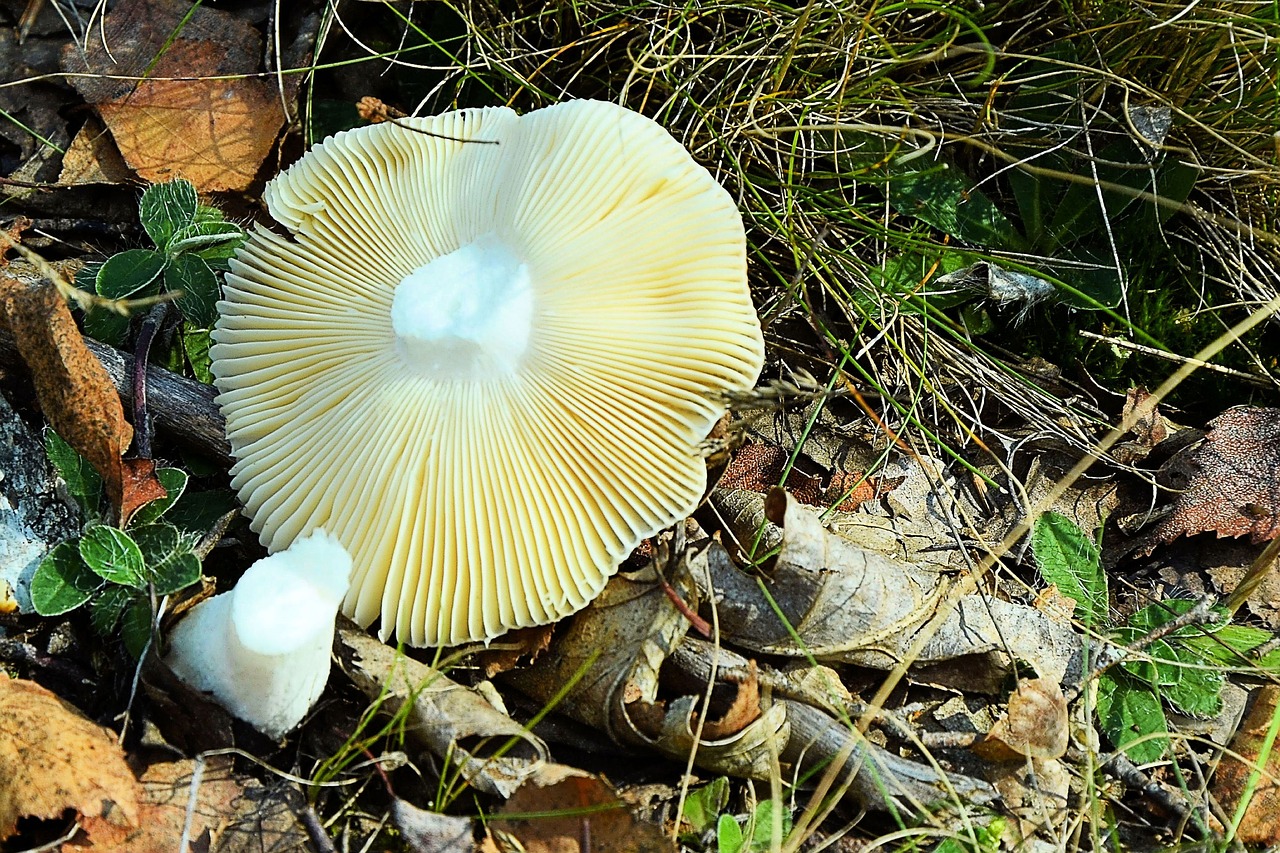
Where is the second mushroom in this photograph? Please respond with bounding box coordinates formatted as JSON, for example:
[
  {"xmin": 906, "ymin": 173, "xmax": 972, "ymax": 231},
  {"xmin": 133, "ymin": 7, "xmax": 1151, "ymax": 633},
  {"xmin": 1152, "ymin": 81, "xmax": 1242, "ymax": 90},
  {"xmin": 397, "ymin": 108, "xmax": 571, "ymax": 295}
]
[{"xmin": 212, "ymin": 100, "xmax": 764, "ymax": 647}]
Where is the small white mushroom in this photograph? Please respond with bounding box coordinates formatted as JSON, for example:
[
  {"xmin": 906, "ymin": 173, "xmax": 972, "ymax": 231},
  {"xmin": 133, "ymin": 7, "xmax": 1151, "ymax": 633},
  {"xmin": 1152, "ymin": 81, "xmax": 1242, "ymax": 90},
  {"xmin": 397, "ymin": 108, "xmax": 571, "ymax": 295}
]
[
  {"xmin": 164, "ymin": 529, "xmax": 351, "ymax": 739},
  {"xmin": 212, "ymin": 100, "xmax": 765, "ymax": 647}
]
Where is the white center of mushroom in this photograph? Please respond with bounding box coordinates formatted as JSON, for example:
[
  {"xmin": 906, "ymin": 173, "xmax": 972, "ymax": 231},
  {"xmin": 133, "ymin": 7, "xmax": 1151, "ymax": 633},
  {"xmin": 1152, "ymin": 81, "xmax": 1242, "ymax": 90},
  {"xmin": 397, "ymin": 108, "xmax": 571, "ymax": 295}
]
[{"xmin": 391, "ymin": 233, "xmax": 533, "ymax": 379}]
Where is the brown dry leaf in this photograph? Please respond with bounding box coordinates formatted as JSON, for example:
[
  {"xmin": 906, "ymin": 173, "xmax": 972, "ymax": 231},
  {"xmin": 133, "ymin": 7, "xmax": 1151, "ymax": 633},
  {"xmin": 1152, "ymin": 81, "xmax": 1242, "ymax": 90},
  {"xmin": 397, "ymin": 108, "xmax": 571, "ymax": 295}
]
[
  {"xmin": 718, "ymin": 443, "xmax": 895, "ymax": 511},
  {"xmin": 1141, "ymin": 407, "xmax": 1280, "ymax": 554},
  {"xmin": 1212, "ymin": 684, "xmax": 1280, "ymax": 843},
  {"xmin": 0, "ymin": 275, "xmax": 164, "ymax": 521},
  {"xmin": 78, "ymin": 756, "xmax": 306, "ymax": 852},
  {"xmin": 477, "ymin": 624, "xmax": 555, "ymax": 678},
  {"xmin": 391, "ymin": 799, "xmax": 477, "ymax": 853},
  {"xmin": 1112, "ymin": 386, "xmax": 1169, "ymax": 464},
  {"xmin": 58, "ymin": 117, "xmax": 133, "ymax": 186},
  {"xmin": 0, "ymin": 674, "xmax": 139, "ymax": 839},
  {"xmin": 490, "ymin": 765, "xmax": 673, "ymax": 853},
  {"xmin": 974, "ymin": 678, "xmax": 1069, "ymax": 761},
  {"xmin": 61, "ymin": 0, "xmax": 285, "ymax": 192}
]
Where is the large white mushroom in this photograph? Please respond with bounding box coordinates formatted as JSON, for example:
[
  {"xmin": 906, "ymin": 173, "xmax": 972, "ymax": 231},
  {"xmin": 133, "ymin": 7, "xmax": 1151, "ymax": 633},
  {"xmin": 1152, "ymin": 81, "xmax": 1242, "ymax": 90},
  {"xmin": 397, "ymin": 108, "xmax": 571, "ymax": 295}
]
[{"xmin": 212, "ymin": 99, "xmax": 764, "ymax": 647}]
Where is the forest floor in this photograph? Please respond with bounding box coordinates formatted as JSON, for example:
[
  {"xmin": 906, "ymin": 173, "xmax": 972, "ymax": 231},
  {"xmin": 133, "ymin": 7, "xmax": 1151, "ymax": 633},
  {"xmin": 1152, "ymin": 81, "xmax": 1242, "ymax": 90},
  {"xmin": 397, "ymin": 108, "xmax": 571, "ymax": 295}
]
[{"xmin": 1, "ymin": 0, "xmax": 1280, "ymax": 851}]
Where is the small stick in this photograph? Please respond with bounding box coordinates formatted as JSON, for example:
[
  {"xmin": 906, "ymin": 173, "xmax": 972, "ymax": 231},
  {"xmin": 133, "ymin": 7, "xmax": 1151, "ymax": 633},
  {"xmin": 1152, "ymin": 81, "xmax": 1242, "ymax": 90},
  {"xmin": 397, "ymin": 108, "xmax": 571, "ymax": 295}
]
[{"xmin": 1079, "ymin": 329, "xmax": 1273, "ymax": 386}]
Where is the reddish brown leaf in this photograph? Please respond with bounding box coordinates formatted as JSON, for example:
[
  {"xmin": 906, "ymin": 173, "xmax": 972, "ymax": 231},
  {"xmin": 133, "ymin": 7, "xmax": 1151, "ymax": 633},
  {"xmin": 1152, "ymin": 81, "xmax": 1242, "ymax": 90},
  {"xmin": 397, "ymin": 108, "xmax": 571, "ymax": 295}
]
[
  {"xmin": 0, "ymin": 675, "xmax": 139, "ymax": 840},
  {"xmin": 1141, "ymin": 407, "xmax": 1280, "ymax": 554},
  {"xmin": 60, "ymin": 0, "xmax": 285, "ymax": 193},
  {"xmin": 491, "ymin": 766, "xmax": 673, "ymax": 853},
  {"xmin": 719, "ymin": 443, "xmax": 898, "ymax": 510},
  {"xmin": 118, "ymin": 458, "xmax": 167, "ymax": 528}
]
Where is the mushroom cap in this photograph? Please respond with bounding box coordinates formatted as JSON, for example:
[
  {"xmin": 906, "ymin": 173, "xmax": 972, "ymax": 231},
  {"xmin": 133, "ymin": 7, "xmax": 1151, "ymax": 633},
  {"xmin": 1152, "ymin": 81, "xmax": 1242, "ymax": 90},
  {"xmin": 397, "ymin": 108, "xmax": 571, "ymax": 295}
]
[{"xmin": 212, "ymin": 99, "xmax": 764, "ymax": 647}]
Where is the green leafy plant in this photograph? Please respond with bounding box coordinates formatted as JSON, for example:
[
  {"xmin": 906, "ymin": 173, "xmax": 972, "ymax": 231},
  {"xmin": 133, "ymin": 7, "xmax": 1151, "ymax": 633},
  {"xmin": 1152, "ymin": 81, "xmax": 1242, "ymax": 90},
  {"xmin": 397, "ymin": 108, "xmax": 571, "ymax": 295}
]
[
  {"xmin": 1031, "ymin": 511, "xmax": 1280, "ymax": 765},
  {"xmin": 680, "ymin": 779, "xmax": 794, "ymax": 853},
  {"xmin": 30, "ymin": 432, "xmax": 204, "ymax": 657},
  {"xmin": 81, "ymin": 178, "xmax": 246, "ymax": 382}
]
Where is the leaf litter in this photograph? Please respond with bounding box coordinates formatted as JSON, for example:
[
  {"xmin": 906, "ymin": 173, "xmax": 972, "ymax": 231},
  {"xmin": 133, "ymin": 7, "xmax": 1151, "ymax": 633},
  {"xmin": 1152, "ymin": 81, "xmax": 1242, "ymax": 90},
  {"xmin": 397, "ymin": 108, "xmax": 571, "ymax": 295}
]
[{"xmin": 3, "ymin": 0, "xmax": 1280, "ymax": 849}]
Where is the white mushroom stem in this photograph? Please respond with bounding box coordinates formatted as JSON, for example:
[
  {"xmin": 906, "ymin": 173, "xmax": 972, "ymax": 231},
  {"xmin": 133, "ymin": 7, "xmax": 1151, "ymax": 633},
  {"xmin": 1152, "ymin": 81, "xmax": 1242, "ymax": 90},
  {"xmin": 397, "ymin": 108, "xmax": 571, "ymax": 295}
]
[{"xmin": 164, "ymin": 529, "xmax": 352, "ymax": 739}]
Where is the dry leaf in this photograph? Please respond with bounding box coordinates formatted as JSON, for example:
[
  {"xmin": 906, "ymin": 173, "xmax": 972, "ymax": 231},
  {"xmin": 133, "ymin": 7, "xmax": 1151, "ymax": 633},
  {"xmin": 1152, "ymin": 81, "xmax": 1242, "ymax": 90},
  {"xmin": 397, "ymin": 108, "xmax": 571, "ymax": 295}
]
[
  {"xmin": 0, "ymin": 674, "xmax": 139, "ymax": 839},
  {"xmin": 58, "ymin": 117, "xmax": 133, "ymax": 186},
  {"xmin": 706, "ymin": 489, "xmax": 1081, "ymax": 686},
  {"xmin": 719, "ymin": 443, "xmax": 894, "ymax": 511},
  {"xmin": 0, "ymin": 275, "xmax": 165, "ymax": 522},
  {"xmin": 491, "ymin": 766, "xmax": 673, "ymax": 853},
  {"xmin": 1141, "ymin": 407, "xmax": 1280, "ymax": 553},
  {"xmin": 698, "ymin": 661, "xmax": 761, "ymax": 740},
  {"xmin": 61, "ymin": 0, "xmax": 285, "ymax": 192},
  {"xmin": 1212, "ymin": 685, "xmax": 1280, "ymax": 843},
  {"xmin": 79, "ymin": 756, "xmax": 306, "ymax": 852},
  {"xmin": 974, "ymin": 678, "xmax": 1069, "ymax": 761}
]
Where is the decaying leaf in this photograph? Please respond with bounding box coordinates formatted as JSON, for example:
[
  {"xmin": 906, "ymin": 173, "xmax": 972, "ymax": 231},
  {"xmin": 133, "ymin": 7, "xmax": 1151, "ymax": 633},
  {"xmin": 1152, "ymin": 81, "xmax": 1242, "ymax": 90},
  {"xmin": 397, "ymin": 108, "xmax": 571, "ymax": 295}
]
[
  {"xmin": 507, "ymin": 545, "xmax": 996, "ymax": 813},
  {"xmin": 1142, "ymin": 407, "xmax": 1280, "ymax": 553},
  {"xmin": 0, "ymin": 274, "xmax": 163, "ymax": 524},
  {"xmin": 1212, "ymin": 685, "xmax": 1280, "ymax": 843},
  {"xmin": 79, "ymin": 756, "xmax": 307, "ymax": 851},
  {"xmin": 57, "ymin": 117, "xmax": 133, "ymax": 186},
  {"xmin": 490, "ymin": 765, "xmax": 673, "ymax": 853},
  {"xmin": 975, "ymin": 678, "xmax": 1069, "ymax": 761},
  {"xmin": 707, "ymin": 489, "xmax": 1081, "ymax": 687},
  {"xmin": 335, "ymin": 624, "xmax": 548, "ymax": 798},
  {"xmin": 0, "ymin": 674, "xmax": 139, "ymax": 839},
  {"xmin": 60, "ymin": 0, "xmax": 286, "ymax": 192},
  {"xmin": 719, "ymin": 443, "xmax": 894, "ymax": 511}
]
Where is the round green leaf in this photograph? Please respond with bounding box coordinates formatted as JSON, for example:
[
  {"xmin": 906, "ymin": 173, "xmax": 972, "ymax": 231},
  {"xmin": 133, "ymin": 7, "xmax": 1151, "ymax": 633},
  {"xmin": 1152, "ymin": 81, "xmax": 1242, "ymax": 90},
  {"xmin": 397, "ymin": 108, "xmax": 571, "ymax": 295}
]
[
  {"xmin": 165, "ymin": 254, "xmax": 219, "ymax": 328},
  {"xmin": 30, "ymin": 541, "xmax": 102, "ymax": 616},
  {"xmin": 79, "ymin": 525, "xmax": 146, "ymax": 588},
  {"xmin": 96, "ymin": 249, "xmax": 166, "ymax": 300}
]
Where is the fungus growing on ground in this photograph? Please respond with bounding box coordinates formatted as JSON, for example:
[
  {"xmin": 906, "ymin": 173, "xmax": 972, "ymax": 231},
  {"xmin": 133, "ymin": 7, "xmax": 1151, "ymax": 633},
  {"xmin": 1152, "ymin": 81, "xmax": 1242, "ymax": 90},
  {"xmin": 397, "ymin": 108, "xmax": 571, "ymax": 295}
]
[
  {"xmin": 212, "ymin": 100, "xmax": 764, "ymax": 647},
  {"xmin": 165, "ymin": 529, "xmax": 351, "ymax": 739}
]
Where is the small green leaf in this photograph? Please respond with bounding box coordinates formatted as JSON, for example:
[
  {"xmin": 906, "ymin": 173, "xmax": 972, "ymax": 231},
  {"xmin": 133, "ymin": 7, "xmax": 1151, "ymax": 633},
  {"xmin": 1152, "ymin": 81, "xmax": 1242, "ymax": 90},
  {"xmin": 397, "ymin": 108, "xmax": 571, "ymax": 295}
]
[
  {"xmin": 96, "ymin": 249, "xmax": 166, "ymax": 300},
  {"xmin": 744, "ymin": 799, "xmax": 791, "ymax": 852},
  {"xmin": 1096, "ymin": 672, "xmax": 1170, "ymax": 765},
  {"xmin": 79, "ymin": 525, "xmax": 146, "ymax": 588},
  {"xmin": 680, "ymin": 777, "xmax": 729, "ymax": 835},
  {"xmin": 43, "ymin": 429, "xmax": 102, "ymax": 517},
  {"xmin": 30, "ymin": 541, "xmax": 102, "ymax": 616},
  {"xmin": 130, "ymin": 468, "xmax": 188, "ymax": 527},
  {"xmin": 183, "ymin": 328, "xmax": 214, "ymax": 384},
  {"xmin": 131, "ymin": 523, "xmax": 202, "ymax": 595},
  {"xmin": 1031, "ymin": 512, "xmax": 1107, "ymax": 627},
  {"xmin": 1115, "ymin": 632, "xmax": 1178, "ymax": 686},
  {"xmin": 140, "ymin": 179, "xmax": 198, "ymax": 249},
  {"xmin": 82, "ymin": 306, "xmax": 132, "ymax": 347},
  {"xmin": 888, "ymin": 164, "xmax": 1025, "ymax": 251},
  {"xmin": 716, "ymin": 813, "xmax": 744, "ymax": 853},
  {"xmin": 168, "ymin": 220, "xmax": 245, "ymax": 259},
  {"xmin": 121, "ymin": 597, "xmax": 155, "ymax": 659},
  {"xmin": 165, "ymin": 254, "xmax": 219, "ymax": 328},
  {"xmin": 89, "ymin": 584, "xmax": 135, "ymax": 635}
]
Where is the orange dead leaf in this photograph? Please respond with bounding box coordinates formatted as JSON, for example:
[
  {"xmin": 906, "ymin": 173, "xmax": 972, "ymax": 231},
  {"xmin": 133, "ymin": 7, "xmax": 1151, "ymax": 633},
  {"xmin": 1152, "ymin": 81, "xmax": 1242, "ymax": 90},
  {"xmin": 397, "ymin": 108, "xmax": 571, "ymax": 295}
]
[
  {"xmin": 698, "ymin": 660, "xmax": 761, "ymax": 740},
  {"xmin": 0, "ymin": 274, "xmax": 163, "ymax": 524},
  {"xmin": 0, "ymin": 674, "xmax": 139, "ymax": 840},
  {"xmin": 356, "ymin": 96, "xmax": 407, "ymax": 124},
  {"xmin": 61, "ymin": 0, "xmax": 285, "ymax": 193},
  {"xmin": 58, "ymin": 117, "xmax": 134, "ymax": 186}
]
